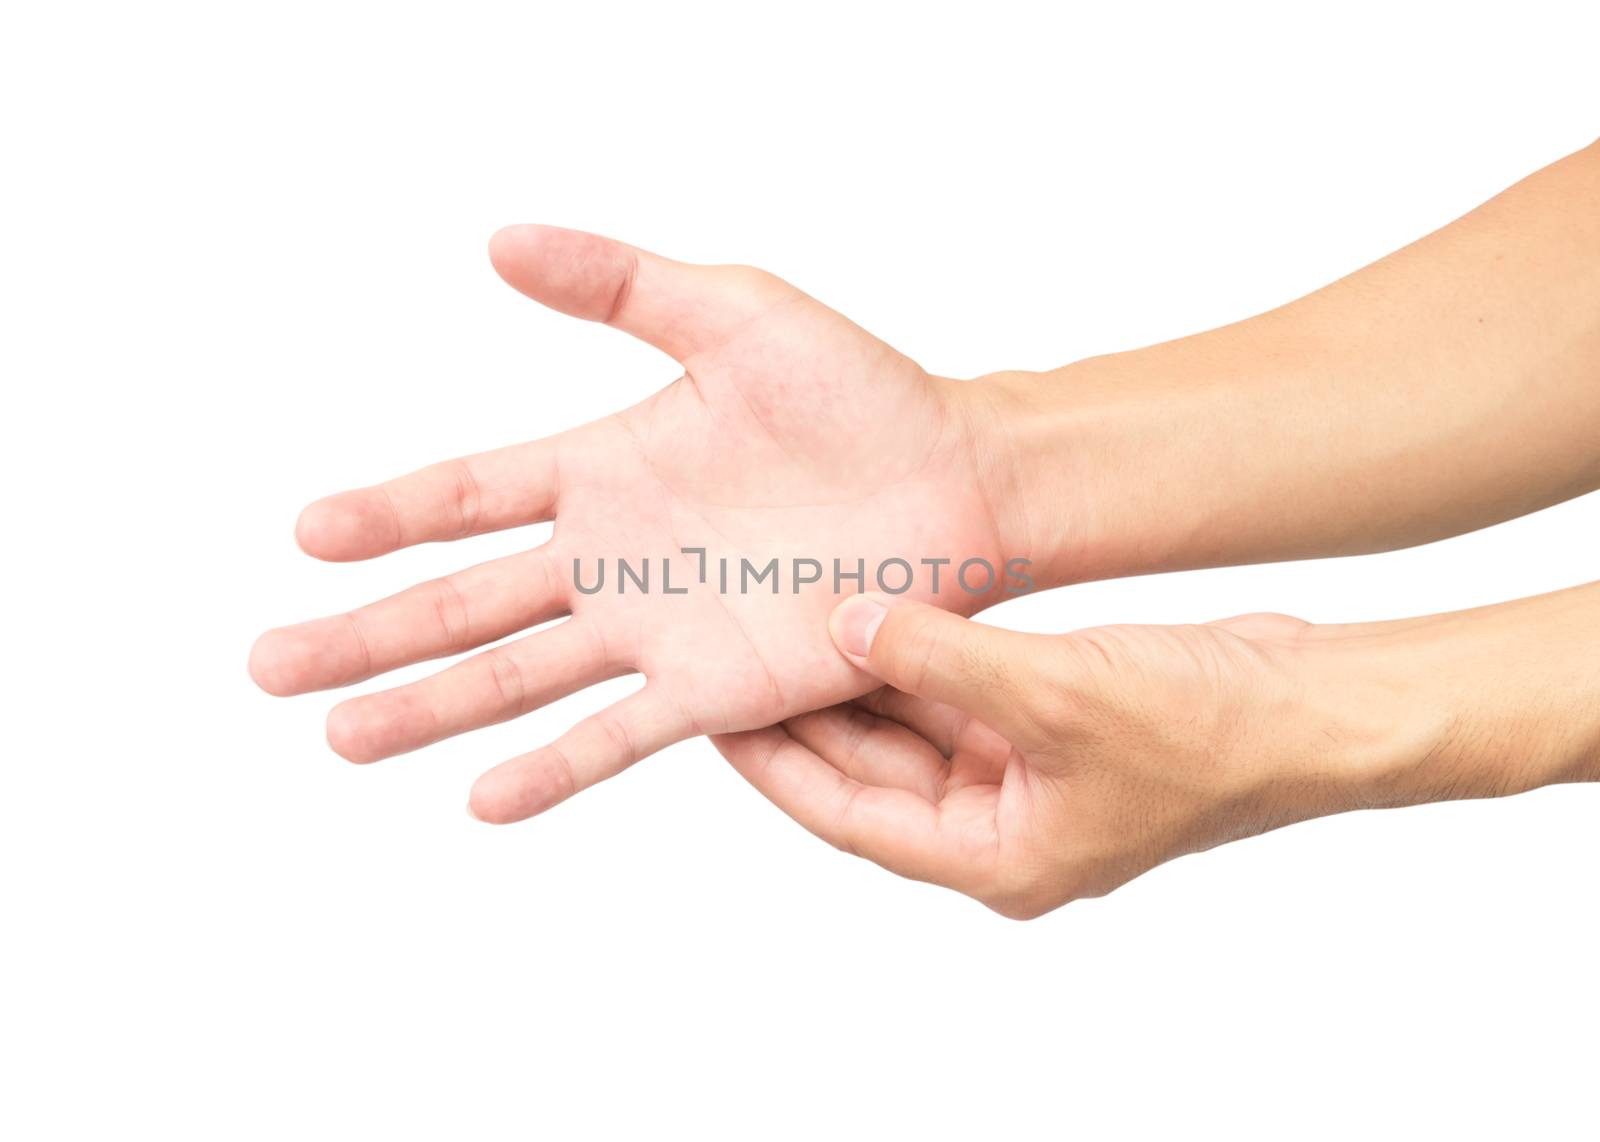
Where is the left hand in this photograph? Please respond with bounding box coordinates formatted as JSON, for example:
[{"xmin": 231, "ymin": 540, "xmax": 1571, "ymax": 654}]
[{"xmin": 249, "ymin": 226, "xmax": 1015, "ymax": 823}]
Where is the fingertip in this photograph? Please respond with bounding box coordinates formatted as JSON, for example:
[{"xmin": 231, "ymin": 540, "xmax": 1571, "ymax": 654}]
[
  {"xmin": 829, "ymin": 592, "xmax": 892, "ymax": 662},
  {"xmin": 247, "ymin": 630, "xmax": 298, "ymax": 697},
  {"xmin": 484, "ymin": 223, "xmax": 635, "ymax": 324},
  {"xmin": 486, "ymin": 223, "xmax": 542, "ymax": 274},
  {"xmin": 325, "ymin": 701, "xmax": 380, "ymax": 765},
  {"xmin": 487, "ymin": 222, "xmax": 569, "ymax": 280},
  {"xmin": 467, "ymin": 755, "xmax": 568, "ymax": 825},
  {"xmin": 295, "ymin": 492, "xmax": 394, "ymax": 561},
  {"xmin": 487, "ymin": 222, "xmax": 526, "ymax": 247},
  {"xmin": 293, "ymin": 496, "xmax": 342, "ymax": 559}
]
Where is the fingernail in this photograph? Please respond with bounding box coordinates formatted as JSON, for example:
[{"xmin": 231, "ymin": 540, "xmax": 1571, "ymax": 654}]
[{"xmin": 834, "ymin": 596, "xmax": 888, "ymax": 658}]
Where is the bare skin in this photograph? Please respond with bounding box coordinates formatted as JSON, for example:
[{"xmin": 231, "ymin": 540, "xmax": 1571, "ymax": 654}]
[
  {"xmin": 251, "ymin": 139, "xmax": 1600, "ymax": 855},
  {"xmin": 250, "ymin": 226, "xmax": 1010, "ymax": 822},
  {"xmin": 720, "ymin": 586, "xmax": 1600, "ymax": 919}
]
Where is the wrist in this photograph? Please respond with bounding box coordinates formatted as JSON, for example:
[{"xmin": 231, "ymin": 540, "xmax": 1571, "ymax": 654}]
[
  {"xmin": 951, "ymin": 368, "xmax": 1089, "ymax": 591},
  {"xmin": 955, "ymin": 361, "xmax": 1183, "ymax": 591},
  {"xmin": 960, "ymin": 322, "xmax": 1341, "ymax": 590},
  {"xmin": 1319, "ymin": 588, "xmax": 1600, "ymax": 811}
]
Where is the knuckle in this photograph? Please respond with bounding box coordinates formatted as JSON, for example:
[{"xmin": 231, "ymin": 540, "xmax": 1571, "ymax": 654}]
[
  {"xmin": 837, "ymin": 707, "xmax": 889, "ymax": 771},
  {"xmin": 1017, "ymin": 634, "xmax": 1122, "ymax": 742},
  {"xmin": 531, "ymin": 548, "xmax": 564, "ymax": 605},
  {"xmin": 826, "ymin": 785, "xmax": 867, "ymax": 859},
  {"xmin": 541, "ymin": 745, "xmax": 580, "ymax": 804},
  {"xmin": 483, "ymin": 648, "xmax": 529, "ymax": 715},
  {"xmin": 440, "ymin": 458, "xmax": 483, "ymax": 537},
  {"xmin": 888, "ymin": 611, "xmax": 946, "ymax": 694},
  {"xmin": 342, "ymin": 613, "xmax": 375, "ymax": 679},
  {"xmin": 1013, "ymin": 650, "xmax": 1080, "ymax": 734},
  {"xmin": 429, "ymin": 576, "xmax": 473, "ymax": 651},
  {"xmin": 602, "ymin": 250, "xmax": 639, "ymax": 325},
  {"xmin": 592, "ymin": 710, "xmax": 638, "ymax": 764},
  {"xmin": 720, "ymin": 263, "xmax": 784, "ymax": 295}
]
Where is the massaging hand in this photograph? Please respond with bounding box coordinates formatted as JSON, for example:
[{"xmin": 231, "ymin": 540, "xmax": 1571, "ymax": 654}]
[
  {"xmin": 717, "ymin": 589, "xmax": 1600, "ymax": 918},
  {"xmin": 255, "ymin": 144, "xmax": 1600, "ymax": 849},
  {"xmin": 250, "ymin": 226, "xmax": 1009, "ymax": 822}
]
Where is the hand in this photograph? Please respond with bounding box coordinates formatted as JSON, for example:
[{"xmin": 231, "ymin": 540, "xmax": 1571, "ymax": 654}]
[
  {"xmin": 249, "ymin": 226, "xmax": 1013, "ymax": 822},
  {"xmin": 716, "ymin": 588, "xmax": 1600, "ymax": 919}
]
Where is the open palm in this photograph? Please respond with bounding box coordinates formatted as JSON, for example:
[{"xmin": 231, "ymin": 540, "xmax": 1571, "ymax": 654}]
[{"xmin": 250, "ymin": 225, "xmax": 1010, "ymax": 821}]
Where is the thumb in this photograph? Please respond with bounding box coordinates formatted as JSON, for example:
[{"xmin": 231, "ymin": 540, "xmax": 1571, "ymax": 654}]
[
  {"xmin": 829, "ymin": 594, "xmax": 1040, "ymax": 736},
  {"xmin": 487, "ymin": 224, "xmax": 786, "ymax": 363}
]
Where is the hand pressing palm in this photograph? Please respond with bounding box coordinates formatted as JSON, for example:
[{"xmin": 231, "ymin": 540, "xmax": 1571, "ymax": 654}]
[
  {"xmin": 250, "ymin": 226, "xmax": 1012, "ymax": 822},
  {"xmin": 716, "ymin": 598, "xmax": 1417, "ymax": 919}
]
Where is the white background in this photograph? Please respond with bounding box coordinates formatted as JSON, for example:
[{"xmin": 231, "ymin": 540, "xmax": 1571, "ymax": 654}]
[{"xmin": 3, "ymin": 2, "xmax": 1597, "ymax": 1137}]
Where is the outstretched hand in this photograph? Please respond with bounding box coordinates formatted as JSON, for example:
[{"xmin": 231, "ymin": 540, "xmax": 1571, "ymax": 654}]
[{"xmin": 250, "ymin": 227, "xmax": 1012, "ymax": 822}]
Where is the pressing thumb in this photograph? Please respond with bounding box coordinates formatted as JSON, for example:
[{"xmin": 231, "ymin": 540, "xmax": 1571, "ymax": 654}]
[{"xmin": 828, "ymin": 594, "xmax": 1031, "ymax": 731}]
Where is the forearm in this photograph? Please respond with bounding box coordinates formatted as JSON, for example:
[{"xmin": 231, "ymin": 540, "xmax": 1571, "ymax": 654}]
[
  {"xmin": 969, "ymin": 139, "xmax": 1600, "ymax": 589},
  {"xmin": 1349, "ymin": 580, "xmax": 1600, "ymax": 808}
]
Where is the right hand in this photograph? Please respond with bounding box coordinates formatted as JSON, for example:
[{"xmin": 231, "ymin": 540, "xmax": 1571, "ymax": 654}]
[{"xmin": 716, "ymin": 594, "xmax": 1454, "ymax": 919}]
